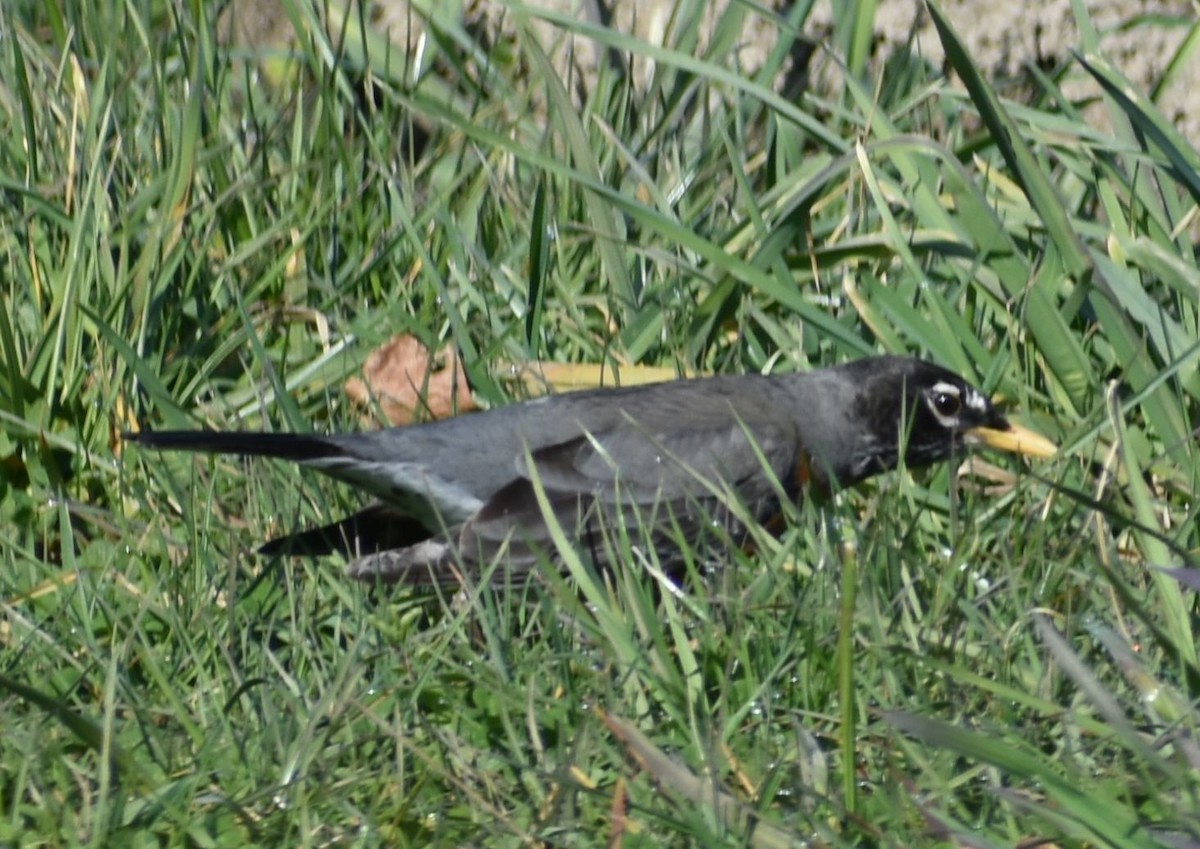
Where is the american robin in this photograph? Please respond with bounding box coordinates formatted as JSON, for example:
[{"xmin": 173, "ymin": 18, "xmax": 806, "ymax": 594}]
[{"xmin": 126, "ymin": 356, "xmax": 1056, "ymax": 585}]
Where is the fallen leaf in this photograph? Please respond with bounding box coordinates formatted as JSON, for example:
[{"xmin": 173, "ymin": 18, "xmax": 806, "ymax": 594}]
[{"xmin": 345, "ymin": 335, "xmax": 475, "ymax": 426}]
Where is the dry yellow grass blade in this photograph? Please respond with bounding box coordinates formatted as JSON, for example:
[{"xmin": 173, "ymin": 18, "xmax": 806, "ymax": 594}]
[{"xmin": 500, "ymin": 361, "xmax": 699, "ymax": 395}]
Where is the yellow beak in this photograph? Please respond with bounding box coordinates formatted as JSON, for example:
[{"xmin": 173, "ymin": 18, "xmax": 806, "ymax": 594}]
[{"xmin": 965, "ymin": 422, "xmax": 1057, "ymax": 458}]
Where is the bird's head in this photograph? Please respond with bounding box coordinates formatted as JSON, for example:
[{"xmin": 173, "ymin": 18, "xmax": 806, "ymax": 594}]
[{"xmin": 838, "ymin": 357, "xmax": 1056, "ymax": 483}]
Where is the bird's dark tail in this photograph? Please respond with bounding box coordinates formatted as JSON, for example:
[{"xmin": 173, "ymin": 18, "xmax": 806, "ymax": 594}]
[
  {"xmin": 258, "ymin": 503, "xmax": 431, "ymax": 558},
  {"xmin": 123, "ymin": 430, "xmax": 345, "ymax": 461}
]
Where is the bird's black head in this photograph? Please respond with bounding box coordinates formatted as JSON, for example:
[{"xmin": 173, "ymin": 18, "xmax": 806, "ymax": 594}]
[{"xmin": 838, "ymin": 357, "xmax": 1055, "ymax": 484}]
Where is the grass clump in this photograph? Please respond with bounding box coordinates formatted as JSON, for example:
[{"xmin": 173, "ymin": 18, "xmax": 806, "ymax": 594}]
[{"xmin": 1, "ymin": 1, "xmax": 1197, "ymax": 846}]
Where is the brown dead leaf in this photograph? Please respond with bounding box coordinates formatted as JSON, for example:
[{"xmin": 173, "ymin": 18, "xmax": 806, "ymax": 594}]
[
  {"xmin": 607, "ymin": 776, "xmax": 628, "ymax": 849},
  {"xmin": 345, "ymin": 335, "xmax": 475, "ymax": 426}
]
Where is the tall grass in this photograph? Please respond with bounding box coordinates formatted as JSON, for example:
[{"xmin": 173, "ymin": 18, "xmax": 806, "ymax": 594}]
[{"xmin": 1, "ymin": 0, "xmax": 1196, "ymax": 845}]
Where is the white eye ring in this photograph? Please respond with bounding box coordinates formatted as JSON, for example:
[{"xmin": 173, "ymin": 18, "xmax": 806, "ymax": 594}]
[{"xmin": 927, "ymin": 382, "xmax": 962, "ymax": 422}]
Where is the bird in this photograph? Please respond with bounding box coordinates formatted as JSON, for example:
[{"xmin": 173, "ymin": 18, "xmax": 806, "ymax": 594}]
[{"xmin": 125, "ymin": 355, "xmax": 1056, "ymax": 586}]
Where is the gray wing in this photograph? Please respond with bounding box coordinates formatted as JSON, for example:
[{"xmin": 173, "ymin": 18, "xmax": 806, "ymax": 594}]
[{"xmin": 456, "ymin": 418, "xmax": 801, "ymax": 569}]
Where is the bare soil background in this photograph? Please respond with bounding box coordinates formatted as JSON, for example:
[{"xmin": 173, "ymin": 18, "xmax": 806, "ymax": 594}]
[{"xmin": 220, "ymin": 0, "xmax": 1199, "ymax": 137}]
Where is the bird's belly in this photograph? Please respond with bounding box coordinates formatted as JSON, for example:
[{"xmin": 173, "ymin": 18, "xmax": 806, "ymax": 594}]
[{"xmin": 307, "ymin": 457, "xmax": 485, "ymax": 525}]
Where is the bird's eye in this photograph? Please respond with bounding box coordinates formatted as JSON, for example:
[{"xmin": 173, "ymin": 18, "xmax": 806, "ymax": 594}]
[{"xmin": 931, "ymin": 390, "xmax": 961, "ymax": 418}]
